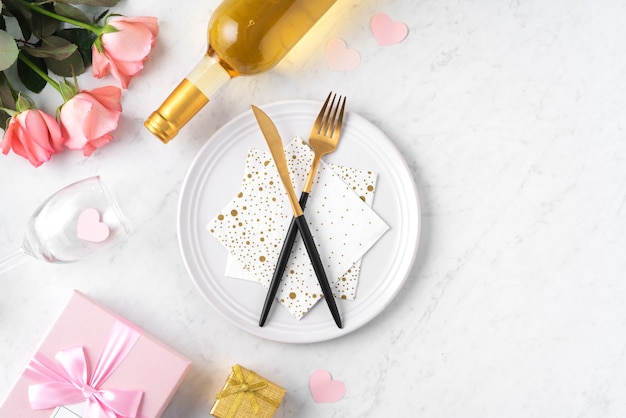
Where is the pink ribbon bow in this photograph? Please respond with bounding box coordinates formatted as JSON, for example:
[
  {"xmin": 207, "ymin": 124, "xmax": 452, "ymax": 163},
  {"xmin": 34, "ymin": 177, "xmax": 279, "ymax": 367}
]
[{"xmin": 24, "ymin": 320, "xmax": 144, "ymax": 418}]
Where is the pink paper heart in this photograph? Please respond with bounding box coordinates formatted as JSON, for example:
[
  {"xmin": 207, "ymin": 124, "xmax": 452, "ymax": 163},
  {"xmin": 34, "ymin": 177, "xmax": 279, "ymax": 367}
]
[
  {"xmin": 77, "ymin": 208, "xmax": 110, "ymax": 243},
  {"xmin": 309, "ymin": 370, "xmax": 346, "ymax": 403},
  {"xmin": 326, "ymin": 38, "xmax": 360, "ymax": 71},
  {"xmin": 371, "ymin": 13, "xmax": 408, "ymax": 46}
]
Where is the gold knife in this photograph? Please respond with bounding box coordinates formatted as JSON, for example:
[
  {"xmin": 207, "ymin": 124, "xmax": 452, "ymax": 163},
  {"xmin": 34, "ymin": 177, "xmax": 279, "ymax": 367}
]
[{"xmin": 251, "ymin": 105, "xmax": 342, "ymax": 328}]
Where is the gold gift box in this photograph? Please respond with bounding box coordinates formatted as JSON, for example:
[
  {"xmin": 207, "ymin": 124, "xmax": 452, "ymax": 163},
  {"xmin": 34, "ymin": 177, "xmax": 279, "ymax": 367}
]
[{"xmin": 210, "ymin": 365, "xmax": 286, "ymax": 418}]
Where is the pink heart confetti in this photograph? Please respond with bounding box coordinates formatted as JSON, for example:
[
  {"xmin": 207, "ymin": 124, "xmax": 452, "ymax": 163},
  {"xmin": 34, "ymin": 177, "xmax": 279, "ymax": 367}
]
[
  {"xmin": 371, "ymin": 13, "xmax": 409, "ymax": 46},
  {"xmin": 309, "ymin": 370, "xmax": 346, "ymax": 403},
  {"xmin": 77, "ymin": 208, "xmax": 110, "ymax": 243},
  {"xmin": 326, "ymin": 38, "xmax": 360, "ymax": 71}
]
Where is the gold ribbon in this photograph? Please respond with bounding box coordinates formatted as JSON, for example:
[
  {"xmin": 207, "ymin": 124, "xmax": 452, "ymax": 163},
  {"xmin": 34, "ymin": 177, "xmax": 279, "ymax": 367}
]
[{"xmin": 215, "ymin": 365, "xmax": 280, "ymax": 418}]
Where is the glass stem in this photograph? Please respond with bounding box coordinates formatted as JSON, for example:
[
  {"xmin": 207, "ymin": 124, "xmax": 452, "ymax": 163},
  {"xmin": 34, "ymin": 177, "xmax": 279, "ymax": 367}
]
[{"xmin": 0, "ymin": 248, "xmax": 28, "ymax": 275}]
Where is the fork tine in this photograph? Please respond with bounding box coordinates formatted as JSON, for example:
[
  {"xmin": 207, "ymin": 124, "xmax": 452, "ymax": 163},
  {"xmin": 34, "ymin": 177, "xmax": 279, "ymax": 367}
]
[
  {"xmin": 313, "ymin": 92, "xmax": 333, "ymax": 134},
  {"xmin": 320, "ymin": 93, "xmax": 337, "ymax": 136},
  {"xmin": 331, "ymin": 96, "xmax": 346, "ymax": 139},
  {"xmin": 311, "ymin": 92, "xmax": 346, "ymax": 139},
  {"xmin": 323, "ymin": 94, "xmax": 339, "ymax": 136}
]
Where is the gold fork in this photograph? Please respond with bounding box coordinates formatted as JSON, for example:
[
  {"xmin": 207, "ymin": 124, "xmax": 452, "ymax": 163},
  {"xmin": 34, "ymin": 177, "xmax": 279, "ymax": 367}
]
[
  {"xmin": 259, "ymin": 92, "xmax": 347, "ymax": 326},
  {"xmin": 301, "ymin": 92, "xmax": 346, "ymax": 199}
]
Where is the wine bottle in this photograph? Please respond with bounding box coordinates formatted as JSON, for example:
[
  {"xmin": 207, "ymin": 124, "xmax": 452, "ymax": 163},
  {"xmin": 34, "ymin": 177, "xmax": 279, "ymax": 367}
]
[{"xmin": 145, "ymin": 0, "xmax": 338, "ymax": 143}]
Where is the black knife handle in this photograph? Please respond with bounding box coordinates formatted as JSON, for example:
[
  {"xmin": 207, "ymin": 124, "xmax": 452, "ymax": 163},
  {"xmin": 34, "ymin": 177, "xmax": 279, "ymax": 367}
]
[
  {"xmin": 259, "ymin": 192, "xmax": 309, "ymax": 327},
  {"xmin": 294, "ymin": 214, "xmax": 343, "ymax": 329}
]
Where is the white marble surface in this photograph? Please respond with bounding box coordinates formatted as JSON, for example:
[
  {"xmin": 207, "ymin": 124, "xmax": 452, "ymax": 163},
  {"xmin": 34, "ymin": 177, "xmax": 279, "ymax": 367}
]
[{"xmin": 2, "ymin": 0, "xmax": 626, "ymax": 416}]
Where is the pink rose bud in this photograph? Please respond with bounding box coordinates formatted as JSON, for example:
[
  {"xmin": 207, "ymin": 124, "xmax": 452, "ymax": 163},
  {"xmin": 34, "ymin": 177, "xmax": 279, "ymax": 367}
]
[
  {"xmin": 60, "ymin": 86, "xmax": 122, "ymax": 156},
  {"xmin": 0, "ymin": 109, "xmax": 64, "ymax": 167},
  {"xmin": 92, "ymin": 16, "xmax": 159, "ymax": 89}
]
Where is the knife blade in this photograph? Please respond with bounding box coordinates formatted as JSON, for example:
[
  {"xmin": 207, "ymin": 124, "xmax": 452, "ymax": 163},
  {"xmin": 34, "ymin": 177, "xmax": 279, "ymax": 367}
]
[{"xmin": 251, "ymin": 105, "xmax": 342, "ymax": 328}]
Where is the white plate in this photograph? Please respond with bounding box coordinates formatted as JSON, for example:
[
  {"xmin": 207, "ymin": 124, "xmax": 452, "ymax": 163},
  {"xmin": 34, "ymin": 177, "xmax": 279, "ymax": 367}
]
[{"xmin": 178, "ymin": 100, "xmax": 420, "ymax": 343}]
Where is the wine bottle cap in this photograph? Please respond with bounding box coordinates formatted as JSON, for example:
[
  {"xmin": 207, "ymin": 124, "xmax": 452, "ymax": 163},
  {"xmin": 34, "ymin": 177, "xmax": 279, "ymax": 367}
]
[
  {"xmin": 144, "ymin": 111, "xmax": 178, "ymax": 144},
  {"xmin": 144, "ymin": 79, "xmax": 210, "ymax": 143}
]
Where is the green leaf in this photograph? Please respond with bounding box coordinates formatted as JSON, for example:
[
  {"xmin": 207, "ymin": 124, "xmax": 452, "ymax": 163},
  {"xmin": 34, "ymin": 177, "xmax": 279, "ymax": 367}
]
[
  {"xmin": 54, "ymin": 0, "xmax": 121, "ymax": 7},
  {"xmin": 3, "ymin": 0, "xmax": 61, "ymax": 39},
  {"xmin": 17, "ymin": 52, "xmax": 47, "ymax": 93},
  {"xmin": 0, "ymin": 73, "xmax": 16, "ymax": 108},
  {"xmin": 23, "ymin": 36, "xmax": 77, "ymax": 60},
  {"xmin": 0, "ymin": 106, "xmax": 12, "ymax": 129},
  {"xmin": 45, "ymin": 48, "xmax": 84, "ymax": 76},
  {"xmin": 0, "ymin": 30, "xmax": 19, "ymax": 71},
  {"xmin": 95, "ymin": 8, "xmax": 109, "ymax": 24},
  {"xmin": 29, "ymin": 4, "xmax": 61, "ymax": 38},
  {"xmin": 3, "ymin": 0, "xmax": 33, "ymax": 40},
  {"xmin": 0, "ymin": 72, "xmax": 16, "ymax": 127},
  {"xmin": 53, "ymin": 2, "xmax": 91, "ymax": 25},
  {"xmin": 56, "ymin": 28, "xmax": 96, "ymax": 67}
]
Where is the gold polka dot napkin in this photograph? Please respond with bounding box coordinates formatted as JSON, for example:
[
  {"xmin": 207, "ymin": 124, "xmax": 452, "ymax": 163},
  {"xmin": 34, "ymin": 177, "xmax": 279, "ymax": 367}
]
[
  {"xmin": 224, "ymin": 159, "xmax": 379, "ymax": 300},
  {"xmin": 207, "ymin": 138, "xmax": 389, "ymax": 319}
]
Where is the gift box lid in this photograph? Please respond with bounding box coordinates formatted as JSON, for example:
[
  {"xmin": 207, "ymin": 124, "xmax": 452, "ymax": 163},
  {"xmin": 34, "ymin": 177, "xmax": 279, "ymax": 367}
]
[
  {"xmin": 210, "ymin": 364, "xmax": 286, "ymax": 418},
  {"xmin": 0, "ymin": 290, "xmax": 192, "ymax": 418}
]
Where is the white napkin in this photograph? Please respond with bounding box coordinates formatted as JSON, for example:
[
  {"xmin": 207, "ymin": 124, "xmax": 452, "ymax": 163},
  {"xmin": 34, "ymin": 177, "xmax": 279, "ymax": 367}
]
[
  {"xmin": 224, "ymin": 153, "xmax": 380, "ymax": 298},
  {"xmin": 208, "ymin": 138, "xmax": 389, "ymax": 319}
]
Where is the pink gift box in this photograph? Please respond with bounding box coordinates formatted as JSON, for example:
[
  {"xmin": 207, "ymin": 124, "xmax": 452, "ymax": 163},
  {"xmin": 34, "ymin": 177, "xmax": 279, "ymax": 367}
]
[{"xmin": 0, "ymin": 291, "xmax": 192, "ymax": 418}]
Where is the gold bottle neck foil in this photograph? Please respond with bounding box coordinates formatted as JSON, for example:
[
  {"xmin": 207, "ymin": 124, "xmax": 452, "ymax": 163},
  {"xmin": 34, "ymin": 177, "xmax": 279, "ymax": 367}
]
[{"xmin": 145, "ymin": 54, "xmax": 230, "ymax": 143}]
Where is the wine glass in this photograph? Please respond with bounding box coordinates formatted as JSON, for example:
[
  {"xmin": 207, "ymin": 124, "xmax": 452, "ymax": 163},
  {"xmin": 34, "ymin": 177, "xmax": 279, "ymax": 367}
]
[{"xmin": 0, "ymin": 176, "xmax": 130, "ymax": 274}]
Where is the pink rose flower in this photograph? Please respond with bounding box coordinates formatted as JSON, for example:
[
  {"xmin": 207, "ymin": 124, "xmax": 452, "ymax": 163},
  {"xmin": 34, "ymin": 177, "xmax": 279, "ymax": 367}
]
[
  {"xmin": 1, "ymin": 109, "xmax": 64, "ymax": 167},
  {"xmin": 92, "ymin": 16, "xmax": 159, "ymax": 88},
  {"xmin": 60, "ymin": 86, "xmax": 122, "ymax": 156}
]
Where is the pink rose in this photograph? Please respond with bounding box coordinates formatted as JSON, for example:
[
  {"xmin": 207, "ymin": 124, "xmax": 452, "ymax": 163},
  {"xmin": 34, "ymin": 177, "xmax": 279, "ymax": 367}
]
[
  {"xmin": 1, "ymin": 109, "xmax": 64, "ymax": 167},
  {"xmin": 60, "ymin": 86, "xmax": 122, "ymax": 156},
  {"xmin": 92, "ymin": 16, "xmax": 159, "ymax": 88}
]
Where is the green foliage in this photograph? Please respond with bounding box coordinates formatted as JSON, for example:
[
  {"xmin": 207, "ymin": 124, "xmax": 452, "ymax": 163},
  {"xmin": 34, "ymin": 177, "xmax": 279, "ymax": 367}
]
[
  {"xmin": 0, "ymin": 0, "xmax": 112, "ymax": 105},
  {"xmin": 57, "ymin": 28, "xmax": 97, "ymax": 67},
  {"xmin": 56, "ymin": 0, "xmax": 121, "ymax": 6},
  {"xmin": 0, "ymin": 72, "xmax": 16, "ymax": 127},
  {"xmin": 54, "ymin": 3, "xmax": 91, "ymax": 25},
  {"xmin": 17, "ymin": 51, "xmax": 47, "ymax": 93},
  {"xmin": 0, "ymin": 29, "xmax": 19, "ymax": 71},
  {"xmin": 22, "ymin": 36, "xmax": 78, "ymax": 60}
]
